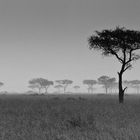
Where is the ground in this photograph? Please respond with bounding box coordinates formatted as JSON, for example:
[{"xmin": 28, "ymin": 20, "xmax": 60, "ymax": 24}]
[{"xmin": 0, "ymin": 93, "xmax": 140, "ymax": 140}]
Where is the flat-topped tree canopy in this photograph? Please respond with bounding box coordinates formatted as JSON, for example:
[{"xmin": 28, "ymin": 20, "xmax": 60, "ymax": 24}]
[
  {"xmin": 29, "ymin": 78, "xmax": 53, "ymax": 94},
  {"xmin": 88, "ymin": 27, "xmax": 140, "ymax": 103},
  {"xmin": 83, "ymin": 80, "xmax": 97, "ymax": 93},
  {"xmin": 89, "ymin": 27, "xmax": 140, "ymax": 66}
]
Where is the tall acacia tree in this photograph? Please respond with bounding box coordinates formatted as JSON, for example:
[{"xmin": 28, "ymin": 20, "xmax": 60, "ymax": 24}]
[{"xmin": 88, "ymin": 27, "xmax": 140, "ymax": 103}]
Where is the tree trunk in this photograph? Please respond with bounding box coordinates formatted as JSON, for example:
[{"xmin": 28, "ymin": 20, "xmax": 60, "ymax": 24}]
[{"xmin": 118, "ymin": 72, "xmax": 127, "ymax": 103}]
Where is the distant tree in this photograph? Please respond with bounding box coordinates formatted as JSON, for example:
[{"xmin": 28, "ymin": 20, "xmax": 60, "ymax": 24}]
[
  {"xmin": 88, "ymin": 27, "xmax": 140, "ymax": 103},
  {"xmin": 83, "ymin": 80, "xmax": 97, "ymax": 93},
  {"xmin": 54, "ymin": 85, "xmax": 63, "ymax": 93},
  {"xmin": 129, "ymin": 80, "xmax": 140, "ymax": 94},
  {"xmin": 55, "ymin": 80, "xmax": 73, "ymax": 93},
  {"xmin": 42, "ymin": 80, "xmax": 53, "ymax": 94},
  {"xmin": 107, "ymin": 78, "xmax": 116, "ymax": 93},
  {"xmin": 29, "ymin": 78, "xmax": 42, "ymax": 94},
  {"xmin": 73, "ymin": 85, "xmax": 80, "ymax": 92},
  {"xmin": 98, "ymin": 76, "xmax": 110, "ymax": 94},
  {"xmin": 28, "ymin": 78, "xmax": 53, "ymax": 94}
]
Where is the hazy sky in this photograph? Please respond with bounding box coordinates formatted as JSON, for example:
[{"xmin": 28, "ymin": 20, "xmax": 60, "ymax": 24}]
[{"xmin": 0, "ymin": 0, "xmax": 140, "ymax": 92}]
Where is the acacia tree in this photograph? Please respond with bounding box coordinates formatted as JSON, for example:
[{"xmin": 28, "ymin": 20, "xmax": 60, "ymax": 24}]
[
  {"xmin": 88, "ymin": 27, "xmax": 140, "ymax": 103},
  {"xmin": 98, "ymin": 76, "xmax": 110, "ymax": 94},
  {"xmin": 42, "ymin": 80, "xmax": 53, "ymax": 94},
  {"xmin": 98, "ymin": 76, "xmax": 116, "ymax": 94},
  {"xmin": 29, "ymin": 78, "xmax": 53, "ymax": 94},
  {"xmin": 29, "ymin": 78, "xmax": 43, "ymax": 94},
  {"xmin": 83, "ymin": 80, "xmax": 97, "ymax": 93},
  {"xmin": 55, "ymin": 80, "xmax": 73, "ymax": 93}
]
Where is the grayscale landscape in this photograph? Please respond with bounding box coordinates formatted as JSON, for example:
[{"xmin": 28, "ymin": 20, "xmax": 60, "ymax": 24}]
[{"xmin": 0, "ymin": 0, "xmax": 140, "ymax": 139}]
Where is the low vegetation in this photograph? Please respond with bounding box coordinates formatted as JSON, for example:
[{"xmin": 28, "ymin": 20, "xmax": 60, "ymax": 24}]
[{"xmin": 0, "ymin": 94, "xmax": 140, "ymax": 140}]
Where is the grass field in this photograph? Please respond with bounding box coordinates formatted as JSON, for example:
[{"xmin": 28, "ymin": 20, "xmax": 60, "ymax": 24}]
[{"xmin": 0, "ymin": 93, "xmax": 140, "ymax": 140}]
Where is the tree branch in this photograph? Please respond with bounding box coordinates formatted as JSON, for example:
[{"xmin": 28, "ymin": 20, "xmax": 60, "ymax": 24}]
[
  {"xmin": 109, "ymin": 49, "xmax": 123, "ymax": 63},
  {"xmin": 123, "ymin": 47, "xmax": 126, "ymax": 62},
  {"xmin": 123, "ymin": 64, "xmax": 132, "ymax": 72},
  {"xmin": 123, "ymin": 87, "xmax": 127, "ymax": 93},
  {"xmin": 125, "ymin": 49, "xmax": 133, "ymax": 64}
]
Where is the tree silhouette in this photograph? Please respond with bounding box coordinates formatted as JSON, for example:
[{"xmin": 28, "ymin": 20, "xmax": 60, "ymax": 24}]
[
  {"xmin": 98, "ymin": 76, "xmax": 114, "ymax": 94},
  {"xmin": 83, "ymin": 80, "xmax": 97, "ymax": 93},
  {"xmin": 88, "ymin": 27, "xmax": 140, "ymax": 103},
  {"xmin": 55, "ymin": 80, "xmax": 73, "ymax": 93},
  {"xmin": 29, "ymin": 78, "xmax": 42, "ymax": 94},
  {"xmin": 41, "ymin": 80, "xmax": 53, "ymax": 94},
  {"xmin": 29, "ymin": 78, "xmax": 53, "ymax": 94}
]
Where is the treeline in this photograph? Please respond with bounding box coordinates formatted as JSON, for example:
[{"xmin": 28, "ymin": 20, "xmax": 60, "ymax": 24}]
[{"xmin": 27, "ymin": 76, "xmax": 140, "ymax": 94}]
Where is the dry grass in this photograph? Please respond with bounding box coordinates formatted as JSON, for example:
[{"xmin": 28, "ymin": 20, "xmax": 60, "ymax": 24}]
[{"xmin": 0, "ymin": 94, "xmax": 140, "ymax": 140}]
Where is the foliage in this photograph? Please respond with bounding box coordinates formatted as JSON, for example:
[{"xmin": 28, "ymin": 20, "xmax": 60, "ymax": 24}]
[
  {"xmin": 88, "ymin": 27, "xmax": 140, "ymax": 66},
  {"xmin": 29, "ymin": 78, "xmax": 53, "ymax": 94},
  {"xmin": 98, "ymin": 76, "xmax": 116, "ymax": 94},
  {"xmin": 88, "ymin": 26, "xmax": 140, "ymax": 103}
]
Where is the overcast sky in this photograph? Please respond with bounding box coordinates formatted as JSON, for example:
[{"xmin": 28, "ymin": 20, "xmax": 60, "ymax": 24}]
[{"xmin": 0, "ymin": 0, "xmax": 140, "ymax": 92}]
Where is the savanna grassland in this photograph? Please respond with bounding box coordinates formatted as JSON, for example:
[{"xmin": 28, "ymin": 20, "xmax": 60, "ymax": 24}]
[{"xmin": 0, "ymin": 94, "xmax": 140, "ymax": 140}]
